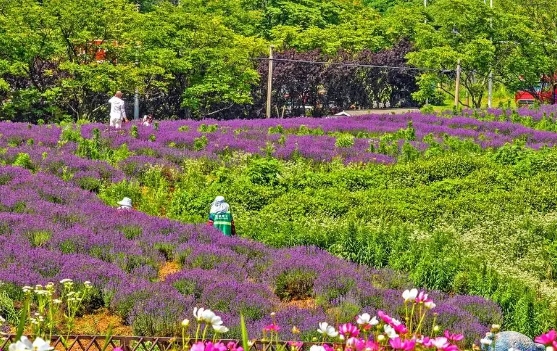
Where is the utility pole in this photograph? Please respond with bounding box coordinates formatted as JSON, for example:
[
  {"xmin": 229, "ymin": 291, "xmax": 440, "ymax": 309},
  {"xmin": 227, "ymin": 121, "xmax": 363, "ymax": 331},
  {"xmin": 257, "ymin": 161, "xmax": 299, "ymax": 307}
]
[
  {"xmin": 487, "ymin": 0, "xmax": 493, "ymax": 108},
  {"xmin": 454, "ymin": 59, "xmax": 461, "ymax": 107},
  {"xmin": 266, "ymin": 45, "xmax": 274, "ymax": 118},
  {"xmin": 134, "ymin": 84, "xmax": 139, "ymax": 120}
]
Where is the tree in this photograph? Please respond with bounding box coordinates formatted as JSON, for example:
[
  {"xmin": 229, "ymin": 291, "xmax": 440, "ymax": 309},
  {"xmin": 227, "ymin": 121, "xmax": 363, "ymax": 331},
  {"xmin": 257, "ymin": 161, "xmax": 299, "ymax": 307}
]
[
  {"xmin": 495, "ymin": 0, "xmax": 557, "ymax": 102},
  {"xmin": 131, "ymin": 1, "xmax": 265, "ymax": 119},
  {"xmin": 406, "ymin": 0, "xmax": 495, "ymax": 108}
]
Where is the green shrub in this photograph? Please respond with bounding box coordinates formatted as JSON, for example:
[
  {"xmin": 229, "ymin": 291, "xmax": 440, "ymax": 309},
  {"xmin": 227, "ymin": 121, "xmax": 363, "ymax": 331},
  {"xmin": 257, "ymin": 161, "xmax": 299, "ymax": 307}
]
[
  {"xmin": 13, "ymin": 152, "xmax": 35, "ymax": 171},
  {"xmin": 274, "ymin": 269, "xmax": 316, "ymax": 301},
  {"xmin": 26, "ymin": 230, "xmax": 52, "ymax": 247},
  {"xmin": 335, "ymin": 134, "xmax": 355, "ymax": 148},
  {"xmin": 247, "ymin": 158, "xmax": 280, "ymax": 186},
  {"xmin": 0, "ymin": 290, "xmax": 19, "ymax": 325}
]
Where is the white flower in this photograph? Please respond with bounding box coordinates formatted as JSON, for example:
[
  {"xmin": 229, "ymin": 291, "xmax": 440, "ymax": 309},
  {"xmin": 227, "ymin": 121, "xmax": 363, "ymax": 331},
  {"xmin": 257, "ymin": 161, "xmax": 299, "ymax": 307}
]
[
  {"xmin": 9, "ymin": 336, "xmax": 53, "ymax": 351},
  {"xmin": 9, "ymin": 336, "xmax": 33, "ymax": 351},
  {"xmin": 480, "ymin": 338, "xmax": 492, "ymax": 345},
  {"xmin": 201, "ymin": 309, "xmax": 216, "ymax": 323},
  {"xmin": 317, "ymin": 322, "xmax": 338, "ymax": 338},
  {"xmin": 181, "ymin": 319, "xmax": 190, "ymax": 327},
  {"xmin": 377, "ymin": 335, "xmax": 386, "ymax": 342},
  {"xmin": 210, "ymin": 315, "xmax": 223, "ymax": 327},
  {"xmin": 384, "ymin": 325, "xmax": 399, "ymax": 339},
  {"xmin": 213, "ymin": 325, "xmax": 229, "ymax": 333},
  {"xmin": 59, "ymin": 279, "xmax": 73, "ymax": 284},
  {"xmin": 310, "ymin": 346, "xmax": 326, "ymax": 351},
  {"xmin": 32, "ymin": 337, "xmax": 53, "ymax": 351},
  {"xmin": 431, "ymin": 337, "xmax": 449, "ymax": 349},
  {"xmin": 193, "ymin": 307, "xmax": 205, "ymax": 321},
  {"xmin": 402, "ymin": 288, "xmax": 418, "ymax": 302},
  {"xmin": 0, "ymin": 315, "xmax": 5, "ymax": 323},
  {"xmin": 370, "ymin": 316, "xmax": 379, "ymax": 326},
  {"xmin": 424, "ymin": 301, "xmax": 436, "ymax": 309},
  {"xmin": 357, "ymin": 313, "xmax": 371, "ymax": 325},
  {"xmin": 545, "ymin": 347, "xmax": 554, "ymax": 351},
  {"xmin": 53, "ymin": 299, "xmax": 62, "ymax": 304}
]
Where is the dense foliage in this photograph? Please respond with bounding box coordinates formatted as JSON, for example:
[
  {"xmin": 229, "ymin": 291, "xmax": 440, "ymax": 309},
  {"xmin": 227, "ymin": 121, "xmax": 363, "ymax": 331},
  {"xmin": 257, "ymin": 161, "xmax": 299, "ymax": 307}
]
[
  {"xmin": 0, "ymin": 0, "xmax": 556, "ymax": 122},
  {"xmin": 2, "ymin": 107, "xmax": 557, "ymax": 339}
]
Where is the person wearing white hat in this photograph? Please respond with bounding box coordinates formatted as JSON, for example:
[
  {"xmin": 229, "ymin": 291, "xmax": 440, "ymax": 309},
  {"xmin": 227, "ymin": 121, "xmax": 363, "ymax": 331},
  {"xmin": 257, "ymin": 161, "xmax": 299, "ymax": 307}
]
[
  {"xmin": 208, "ymin": 196, "xmax": 235, "ymax": 236},
  {"xmin": 117, "ymin": 197, "xmax": 133, "ymax": 210}
]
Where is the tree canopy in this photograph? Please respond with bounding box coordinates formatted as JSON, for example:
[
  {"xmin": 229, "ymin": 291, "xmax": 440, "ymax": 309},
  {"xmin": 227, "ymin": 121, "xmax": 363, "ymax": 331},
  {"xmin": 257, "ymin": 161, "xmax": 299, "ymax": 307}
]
[{"xmin": 0, "ymin": 0, "xmax": 554, "ymax": 121}]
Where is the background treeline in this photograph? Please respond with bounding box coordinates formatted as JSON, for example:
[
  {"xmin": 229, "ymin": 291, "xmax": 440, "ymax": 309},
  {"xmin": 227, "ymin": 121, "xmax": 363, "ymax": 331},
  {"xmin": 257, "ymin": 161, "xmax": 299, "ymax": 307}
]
[{"xmin": 0, "ymin": 0, "xmax": 556, "ymax": 122}]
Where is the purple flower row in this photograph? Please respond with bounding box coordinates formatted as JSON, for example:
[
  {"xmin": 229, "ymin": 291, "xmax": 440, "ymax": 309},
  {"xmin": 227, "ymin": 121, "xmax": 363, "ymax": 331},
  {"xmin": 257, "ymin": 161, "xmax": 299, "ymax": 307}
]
[{"xmin": 0, "ymin": 165, "xmax": 501, "ymax": 342}]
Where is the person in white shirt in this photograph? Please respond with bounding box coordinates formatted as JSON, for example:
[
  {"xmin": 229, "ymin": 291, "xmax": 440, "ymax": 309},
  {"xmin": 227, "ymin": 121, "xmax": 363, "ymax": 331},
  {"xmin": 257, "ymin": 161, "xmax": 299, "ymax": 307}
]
[{"xmin": 108, "ymin": 91, "xmax": 128, "ymax": 128}]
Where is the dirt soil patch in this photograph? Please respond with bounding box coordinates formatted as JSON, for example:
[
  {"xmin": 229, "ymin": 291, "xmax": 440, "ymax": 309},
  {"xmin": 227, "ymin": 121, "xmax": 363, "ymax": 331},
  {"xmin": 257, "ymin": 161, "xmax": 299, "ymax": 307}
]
[
  {"xmin": 158, "ymin": 261, "xmax": 180, "ymax": 281},
  {"xmin": 73, "ymin": 308, "xmax": 133, "ymax": 336}
]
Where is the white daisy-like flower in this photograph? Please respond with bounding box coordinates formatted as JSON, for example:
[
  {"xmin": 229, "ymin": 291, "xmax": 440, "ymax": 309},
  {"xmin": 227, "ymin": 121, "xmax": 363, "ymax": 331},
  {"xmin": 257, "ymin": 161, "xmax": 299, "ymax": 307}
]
[
  {"xmin": 193, "ymin": 307, "xmax": 205, "ymax": 321},
  {"xmin": 317, "ymin": 322, "xmax": 338, "ymax": 338},
  {"xmin": 213, "ymin": 325, "xmax": 229, "ymax": 333},
  {"xmin": 357, "ymin": 313, "xmax": 371, "ymax": 325},
  {"xmin": 402, "ymin": 288, "xmax": 418, "ymax": 302},
  {"xmin": 9, "ymin": 336, "xmax": 53, "ymax": 351},
  {"xmin": 201, "ymin": 309, "xmax": 216, "ymax": 323},
  {"xmin": 384, "ymin": 324, "xmax": 399, "ymax": 339}
]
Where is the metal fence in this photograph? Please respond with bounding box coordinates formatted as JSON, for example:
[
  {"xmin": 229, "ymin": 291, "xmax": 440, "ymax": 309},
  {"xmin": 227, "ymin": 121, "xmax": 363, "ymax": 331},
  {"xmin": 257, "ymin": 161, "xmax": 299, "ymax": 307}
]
[{"xmin": 1, "ymin": 335, "xmax": 331, "ymax": 351}]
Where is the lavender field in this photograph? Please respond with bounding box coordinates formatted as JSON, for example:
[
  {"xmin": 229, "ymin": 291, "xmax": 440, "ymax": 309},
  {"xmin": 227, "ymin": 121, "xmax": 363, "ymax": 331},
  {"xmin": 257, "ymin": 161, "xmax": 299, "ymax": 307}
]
[{"xmin": 2, "ymin": 108, "xmax": 557, "ymax": 343}]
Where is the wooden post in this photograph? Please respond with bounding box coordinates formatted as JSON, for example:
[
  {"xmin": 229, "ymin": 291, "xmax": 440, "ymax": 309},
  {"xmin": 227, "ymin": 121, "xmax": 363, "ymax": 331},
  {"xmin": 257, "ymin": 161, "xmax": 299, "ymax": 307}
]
[
  {"xmin": 454, "ymin": 59, "xmax": 461, "ymax": 107},
  {"xmin": 266, "ymin": 45, "xmax": 274, "ymax": 118}
]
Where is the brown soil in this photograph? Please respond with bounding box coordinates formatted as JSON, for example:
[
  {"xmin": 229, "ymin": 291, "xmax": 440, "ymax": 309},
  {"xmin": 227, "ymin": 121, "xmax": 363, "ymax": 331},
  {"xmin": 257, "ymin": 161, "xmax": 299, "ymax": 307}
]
[
  {"xmin": 280, "ymin": 299, "xmax": 317, "ymax": 310},
  {"xmin": 158, "ymin": 261, "xmax": 181, "ymax": 281},
  {"xmin": 72, "ymin": 308, "xmax": 133, "ymax": 336}
]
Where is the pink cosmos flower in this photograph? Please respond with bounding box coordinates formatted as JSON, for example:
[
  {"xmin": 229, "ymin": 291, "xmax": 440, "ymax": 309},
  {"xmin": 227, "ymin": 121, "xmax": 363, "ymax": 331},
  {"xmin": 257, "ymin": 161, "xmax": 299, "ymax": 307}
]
[
  {"xmin": 444, "ymin": 330, "xmax": 464, "ymax": 342},
  {"xmin": 226, "ymin": 342, "xmax": 242, "ymax": 351},
  {"xmin": 339, "ymin": 323, "xmax": 360, "ymax": 338},
  {"xmin": 114, "ymin": 348, "xmax": 124, "ymax": 351},
  {"xmin": 191, "ymin": 342, "xmax": 227, "ymax": 351},
  {"xmin": 191, "ymin": 342, "xmax": 206, "ymax": 351},
  {"xmin": 431, "ymin": 337, "xmax": 450, "ymax": 349},
  {"xmin": 322, "ymin": 344, "xmax": 334, "ymax": 351},
  {"xmin": 391, "ymin": 320, "xmax": 408, "ymax": 334},
  {"xmin": 444, "ymin": 345, "xmax": 460, "ymax": 351},
  {"xmin": 363, "ymin": 341, "xmax": 381, "ymax": 351},
  {"xmin": 389, "ymin": 337, "xmax": 416, "ymax": 351},
  {"xmin": 535, "ymin": 330, "xmax": 557, "ymax": 345},
  {"xmin": 346, "ymin": 337, "xmax": 365, "ymax": 351},
  {"xmin": 264, "ymin": 323, "xmax": 280, "ymax": 332},
  {"xmin": 417, "ymin": 336, "xmax": 432, "ymax": 348},
  {"xmin": 415, "ymin": 291, "xmax": 430, "ymax": 304},
  {"xmin": 377, "ymin": 310, "xmax": 393, "ymax": 325}
]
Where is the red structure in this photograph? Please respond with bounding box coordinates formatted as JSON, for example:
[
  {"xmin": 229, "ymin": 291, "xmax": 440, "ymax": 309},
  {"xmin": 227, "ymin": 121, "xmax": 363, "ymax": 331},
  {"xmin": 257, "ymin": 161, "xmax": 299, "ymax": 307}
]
[
  {"xmin": 515, "ymin": 75, "xmax": 557, "ymax": 106},
  {"xmin": 77, "ymin": 39, "xmax": 117, "ymax": 63}
]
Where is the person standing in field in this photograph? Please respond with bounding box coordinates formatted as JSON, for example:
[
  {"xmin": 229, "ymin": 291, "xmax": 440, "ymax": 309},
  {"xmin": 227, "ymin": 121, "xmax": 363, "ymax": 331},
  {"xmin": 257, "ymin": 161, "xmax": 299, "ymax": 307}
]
[
  {"xmin": 208, "ymin": 196, "xmax": 236, "ymax": 236},
  {"xmin": 108, "ymin": 91, "xmax": 128, "ymax": 128}
]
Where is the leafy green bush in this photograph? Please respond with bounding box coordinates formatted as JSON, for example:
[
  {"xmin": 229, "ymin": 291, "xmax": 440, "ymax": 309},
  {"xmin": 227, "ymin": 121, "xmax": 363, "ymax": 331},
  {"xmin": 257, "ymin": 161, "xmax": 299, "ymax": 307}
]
[{"xmin": 274, "ymin": 269, "xmax": 316, "ymax": 301}]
